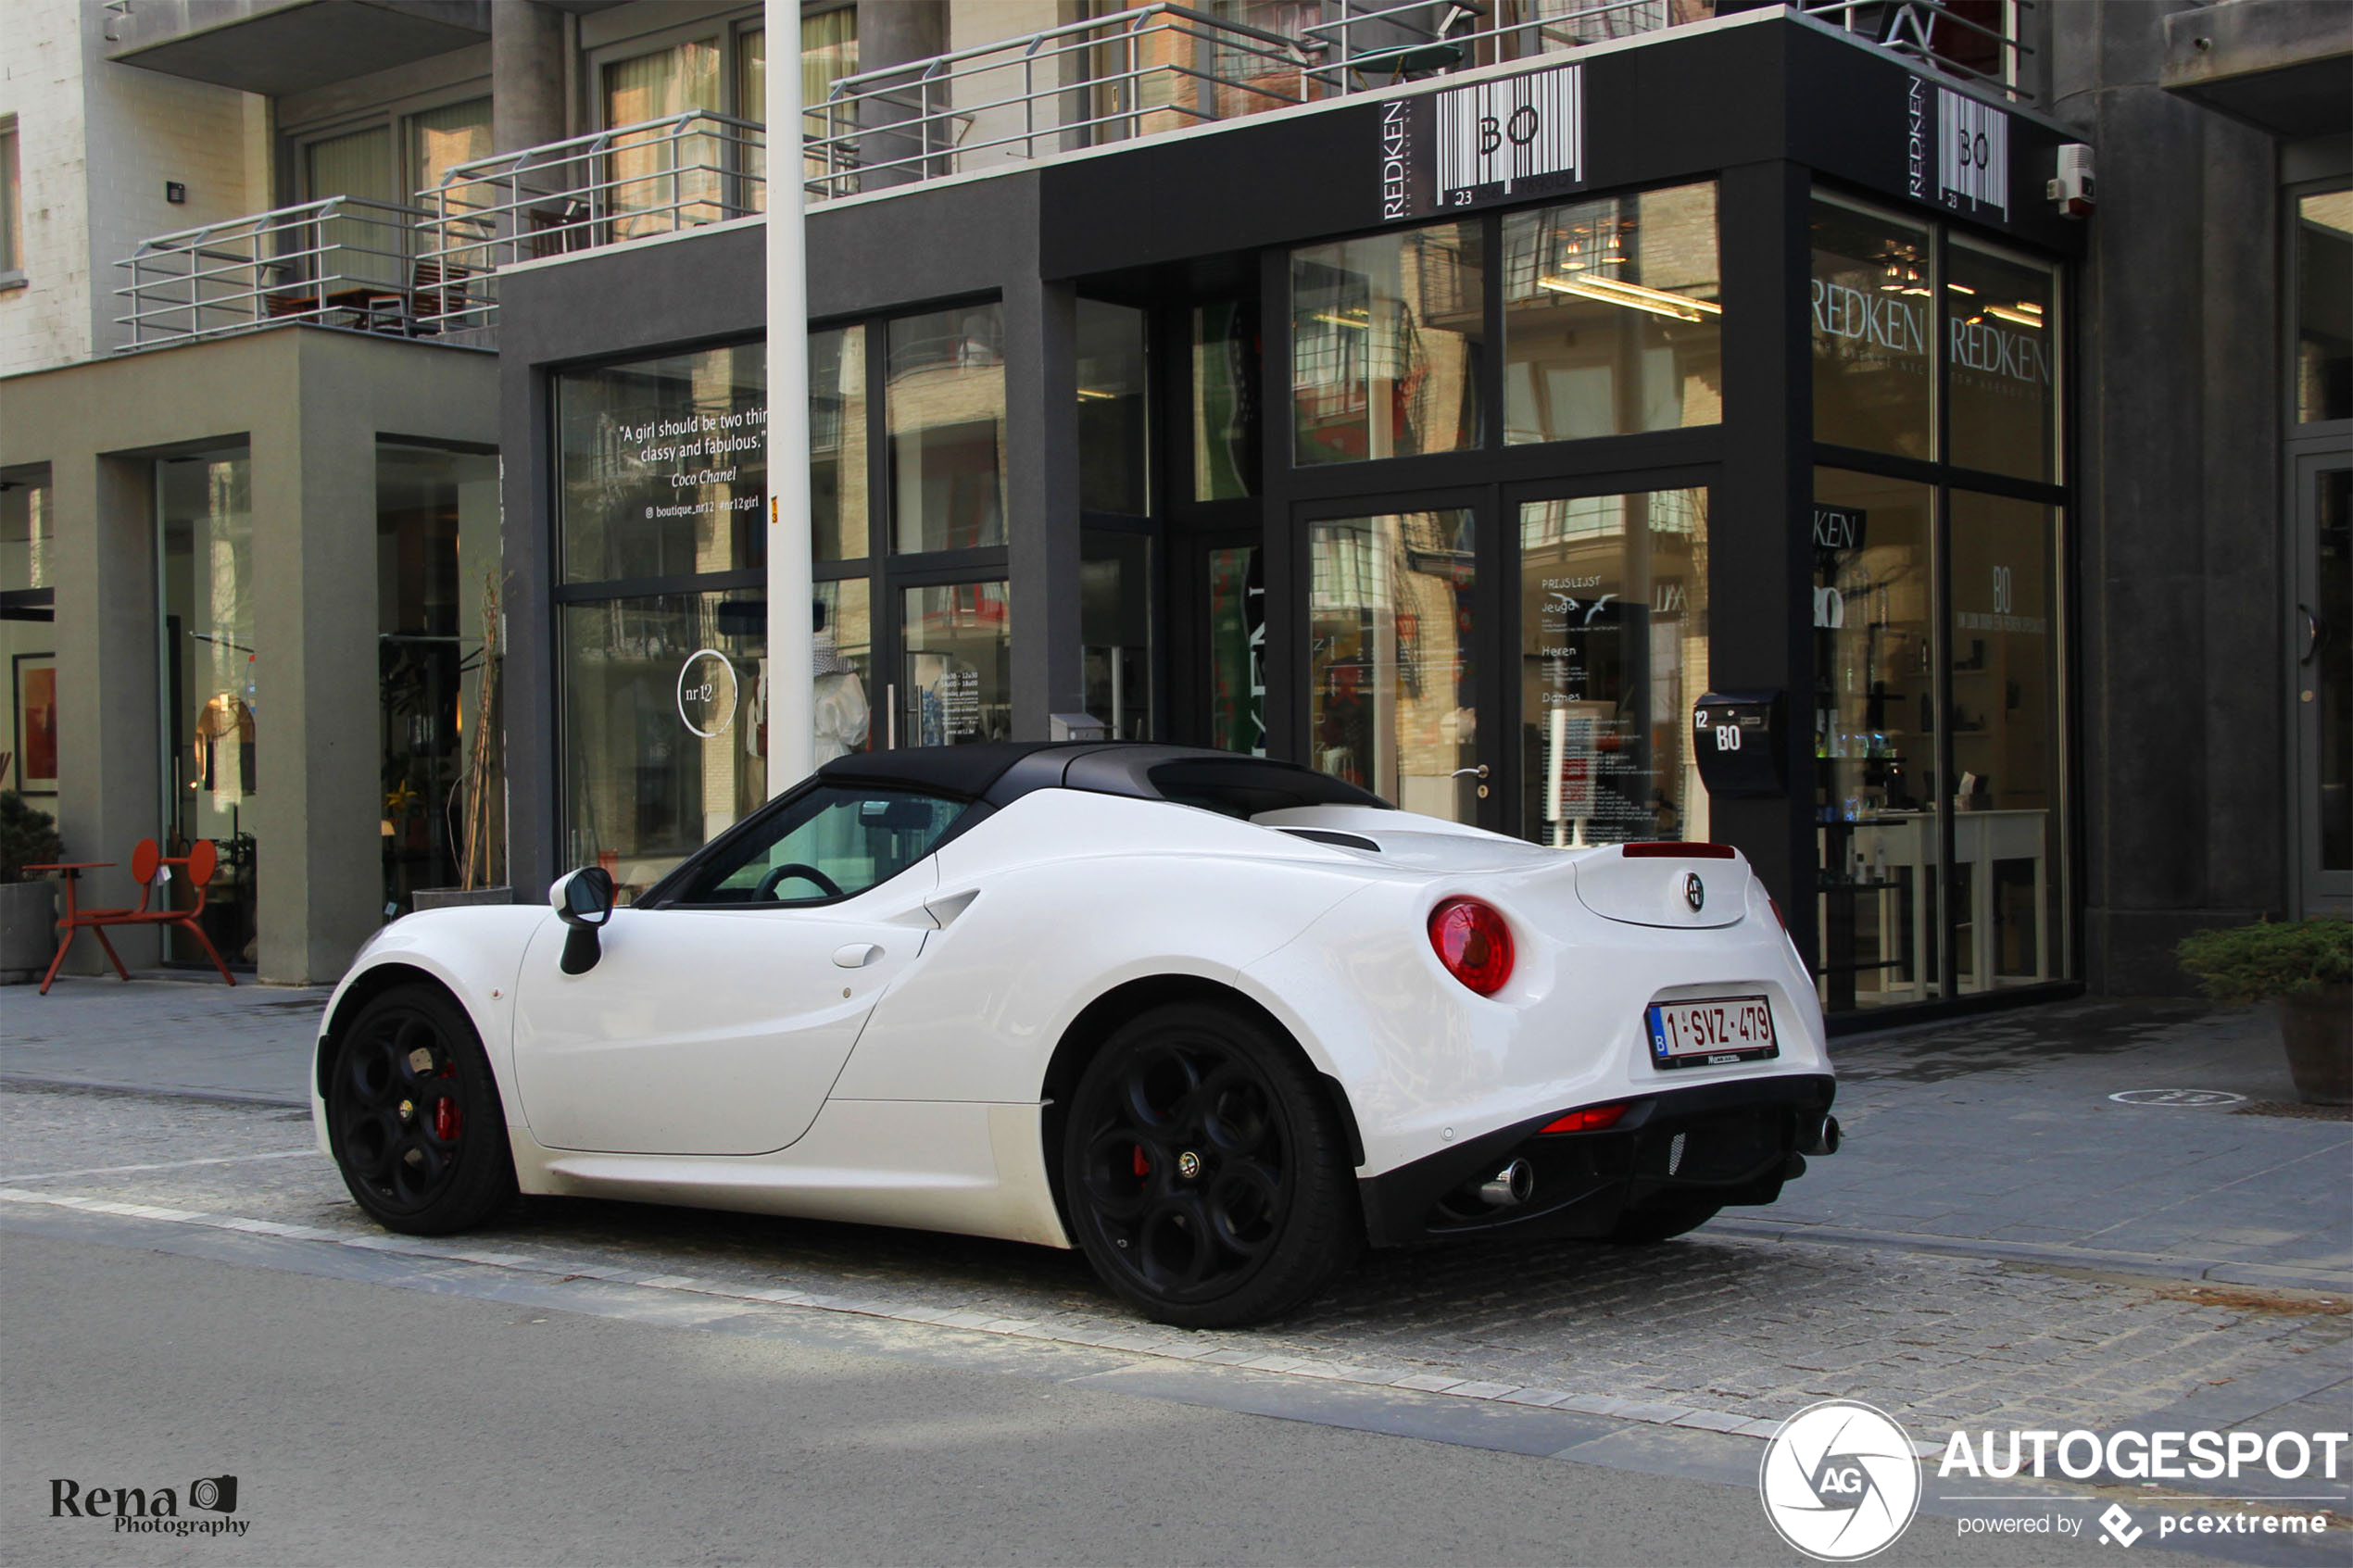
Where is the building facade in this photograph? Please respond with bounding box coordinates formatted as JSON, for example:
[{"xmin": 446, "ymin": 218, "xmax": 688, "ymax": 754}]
[{"xmin": 2, "ymin": 0, "xmax": 2346, "ymax": 1009}]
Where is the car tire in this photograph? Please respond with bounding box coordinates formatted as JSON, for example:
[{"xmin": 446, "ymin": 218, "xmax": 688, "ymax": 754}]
[
  {"xmin": 325, "ymin": 983, "xmax": 516, "ymax": 1236},
  {"xmin": 1063, "ymin": 1001, "xmax": 1360, "ymax": 1329},
  {"xmin": 1602, "ymin": 1198, "xmax": 1721, "ymax": 1245}
]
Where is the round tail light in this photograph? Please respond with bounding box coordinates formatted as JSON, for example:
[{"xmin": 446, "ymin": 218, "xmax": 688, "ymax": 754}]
[{"xmin": 1428, "ymin": 897, "xmax": 1516, "ymax": 996}]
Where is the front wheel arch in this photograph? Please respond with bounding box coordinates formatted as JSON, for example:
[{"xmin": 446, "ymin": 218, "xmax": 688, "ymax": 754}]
[{"xmin": 1038, "ymin": 975, "xmax": 1365, "ymax": 1246}]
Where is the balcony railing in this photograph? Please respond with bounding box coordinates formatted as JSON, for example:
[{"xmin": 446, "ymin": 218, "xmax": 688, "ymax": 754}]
[
  {"xmin": 414, "ymin": 110, "xmax": 767, "ymax": 336},
  {"xmin": 115, "ymin": 195, "xmax": 441, "ymax": 349},
  {"xmin": 116, "ymin": 2, "xmax": 2035, "ymax": 351}
]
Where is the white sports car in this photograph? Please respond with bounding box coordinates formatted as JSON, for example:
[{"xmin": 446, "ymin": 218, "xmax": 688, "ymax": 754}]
[{"xmin": 315, "ymin": 743, "xmax": 1839, "ymax": 1327}]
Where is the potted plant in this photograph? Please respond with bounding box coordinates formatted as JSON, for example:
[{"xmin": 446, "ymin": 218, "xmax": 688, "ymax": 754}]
[
  {"xmin": 2176, "ymin": 919, "xmax": 2353, "ymax": 1105},
  {"xmin": 0, "ymin": 790, "xmax": 65, "ymax": 985},
  {"xmin": 410, "ymin": 568, "xmax": 511, "ymax": 914}
]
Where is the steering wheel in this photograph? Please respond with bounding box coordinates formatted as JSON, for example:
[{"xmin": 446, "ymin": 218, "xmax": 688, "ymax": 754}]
[{"xmin": 753, "ymin": 861, "xmax": 845, "ymax": 901}]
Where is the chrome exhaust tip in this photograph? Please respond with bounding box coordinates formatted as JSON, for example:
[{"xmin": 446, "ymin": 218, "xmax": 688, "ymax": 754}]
[
  {"xmin": 1799, "ymin": 1114, "xmax": 1841, "ymax": 1157},
  {"xmin": 1478, "ymin": 1157, "xmax": 1535, "ymax": 1209}
]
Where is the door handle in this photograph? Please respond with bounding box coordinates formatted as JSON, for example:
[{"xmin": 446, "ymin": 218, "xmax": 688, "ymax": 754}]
[
  {"xmin": 1450, "ymin": 764, "xmax": 1490, "ymax": 780},
  {"xmin": 2299, "ymin": 603, "xmax": 2325, "ymax": 666},
  {"xmin": 832, "ymin": 943, "xmax": 883, "ymax": 969}
]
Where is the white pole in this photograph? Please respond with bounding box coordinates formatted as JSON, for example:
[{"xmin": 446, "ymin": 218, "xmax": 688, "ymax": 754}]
[{"xmin": 765, "ymin": 0, "xmax": 815, "ymax": 795}]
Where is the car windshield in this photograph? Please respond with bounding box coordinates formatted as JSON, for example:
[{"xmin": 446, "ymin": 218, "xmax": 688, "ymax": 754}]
[{"xmin": 666, "ymin": 784, "xmax": 969, "ymax": 906}]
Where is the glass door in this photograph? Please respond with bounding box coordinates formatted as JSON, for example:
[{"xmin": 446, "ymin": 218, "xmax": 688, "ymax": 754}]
[
  {"xmin": 2296, "ymin": 454, "xmax": 2351, "ymax": 915},
  {"xmin": 1301, "ymin": 499, "xmax": 1491, "ymax": 829}
]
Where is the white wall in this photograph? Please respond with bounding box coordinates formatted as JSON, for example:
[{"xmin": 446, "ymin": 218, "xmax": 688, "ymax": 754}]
[{"xmin": 0, "ymin": 0, "xmax": 264, "ymax": 377}]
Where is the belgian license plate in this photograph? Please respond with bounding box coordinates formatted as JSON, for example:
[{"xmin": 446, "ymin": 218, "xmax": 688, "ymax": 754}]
[{"xmin": 1645, "ymin": 996, "xmax": 1778, "ymax": 1070}]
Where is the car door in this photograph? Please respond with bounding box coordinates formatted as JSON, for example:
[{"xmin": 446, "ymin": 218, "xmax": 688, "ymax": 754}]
[{"xmin": 510, "ymin": 784, "xmax": 965, "ymax": 1156}]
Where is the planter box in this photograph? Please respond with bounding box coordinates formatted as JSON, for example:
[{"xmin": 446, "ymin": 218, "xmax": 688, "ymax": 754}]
[
  {"xmin": 0, "ymin": 879, "xmax": 57, "ymax": 985},
  {"xmin": 410, "ymin": 885, "xmax": 514, "ymax": 912},
  {"xmin": 2279, "ymin": 984, "xmax": 2353, "ymax": 1106}
]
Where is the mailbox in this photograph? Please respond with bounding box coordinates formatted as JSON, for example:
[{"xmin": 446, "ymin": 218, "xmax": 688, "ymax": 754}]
[{"xmin": 1692, "ymin": 690, "xmax": 1786, "ymax": 797}]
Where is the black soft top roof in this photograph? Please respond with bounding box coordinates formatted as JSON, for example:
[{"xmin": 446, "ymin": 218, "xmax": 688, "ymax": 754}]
[{"xmin": 816, "ymin": 742, "xmax": 1390, "ymax": 819}]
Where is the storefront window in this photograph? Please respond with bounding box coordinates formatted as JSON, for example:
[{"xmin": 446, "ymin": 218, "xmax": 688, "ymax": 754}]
[
  {"xmin": 811, "ymin": 326, "xmax": 867, "ymax": 560},
  {"xmin": 1206, "ymin": 545, "xmax": 1265, "ymax": 754},
  {"xmin": 812, "ymin": 576, "xmax": 873, "ymax": 763},
  {"xmin": 377, "ymin": 442, "xmax": 499, "ymax": 913},
  {"xmin": 1503, "ymin": 182, "xmax": 1722, "ymax": 444},
  {"xmin": 1811, "ymin": 469, "xmax": 1938, "ymax": 1010},
  {"xmin": 1079, "ymin": 301, "xmax": 1151, "ymax": 516},
  {"xmin": 158, "ymin": 448, "xmax": 258, "ymax": 967},
  {"xmin": 1082, "ymin": 530, "xmax": 1151, "ymax": 739},
  {"xmin": 1309, "ymin": 510, "xmax": 1478, "ymax": 822},
  {"xmin": 558, "ymin": 345, "xmax": 766, "ymax": 583},
  {"xmin": 561, "ymin": 589, "xmax": 766, "ymax": 897},
  {"xmin": 1292, "ymin": 223, "xmax": 1484, "ymax": 465},
  {"xmin": 1947, "ymin": 492, "xmax": 2063, "ymax": 993},
  {"xmin": 2, "ymin": 465, "xmax": 53, "ymax": 797},
  {"xmin": 901, "ymin": 582, "xmax": 1012, "ymax": 746},
  {"xmin": 1945, "ymin": 239, "xmax": 2056, "ymax": 481},
  {"xmin": 1193, "ymin": 304, "xmax": 1259, "ymax": 500},
  {"xmin": 888, "ymin": 305, "xmax": 1007, "ymax": 553},
  {"xmin": 2297, "ymin": 191, "xmax": 2352, "ymax": 425},
  {"xmin": 1517, "ymin": 490, "xmax": 1709, "ymax": 847},
  {"xmin": 1811, "ymin": 197, "xmax": 1933, "ymax": 459}
]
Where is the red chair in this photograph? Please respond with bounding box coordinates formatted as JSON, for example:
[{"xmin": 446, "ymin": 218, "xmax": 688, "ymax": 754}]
[{"xmin": 27, "ymin": 839, "xmax": 237, "ymax": 994}]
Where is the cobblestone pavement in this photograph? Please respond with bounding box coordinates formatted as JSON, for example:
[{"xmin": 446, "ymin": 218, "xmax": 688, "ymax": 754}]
[{"xmin": 4, "ymin": 1081, "xmax": 2346, "ymax": 1467}]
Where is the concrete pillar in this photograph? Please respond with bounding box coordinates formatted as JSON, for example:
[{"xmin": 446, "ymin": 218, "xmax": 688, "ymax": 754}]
[
  {"xmin": 854, "ymin": 0, "xmax": 950, "ymax": 189},
  {"xmin": 47, "ymin": 451, "xmax": 163, "ymax": 970},
  {"xmin": 1003, "ymin": 276, "xmax": 1084, "ymax": 738},
  {"xmin": 247, "ymin": 346, "xmax": 381, "ymax": 984},
  {"xmin": 2049, "ymin": 0, "xmax": 2284, "ymax": 992},
  {"xmin": 492, "ymin": 1, "xmax": 569, "ymax": 154}
]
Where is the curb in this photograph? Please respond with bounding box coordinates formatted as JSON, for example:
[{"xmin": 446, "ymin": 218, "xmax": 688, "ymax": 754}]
[{"xmin": 1706, "ymin": 1216, "xmax": 2353, "ymax": 1295}]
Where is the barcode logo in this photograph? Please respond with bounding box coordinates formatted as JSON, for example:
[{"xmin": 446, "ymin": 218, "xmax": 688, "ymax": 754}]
[
  {"xmin": 1435, "ymin": 63, "xmax": 1581, "ymax": 206},
  {"xmin": 1938, "ymin": 88, "xmax": 2007, "ymax": 218}
]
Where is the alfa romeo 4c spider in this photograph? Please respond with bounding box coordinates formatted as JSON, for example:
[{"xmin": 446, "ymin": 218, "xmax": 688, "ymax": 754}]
[{"xmin": 315, "ymin": 742, "xmax": 1839, "ymax": 1326}]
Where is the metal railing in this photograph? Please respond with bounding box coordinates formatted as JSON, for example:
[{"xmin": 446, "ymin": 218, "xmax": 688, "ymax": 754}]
[
  {"xmin": 1804, "ymin": 0, "xmax": 2036, "ymax": 102},
  {"xmin": 414, "ymin": 109, "xmax": 766, "ymax": 337},
  {"xmin": 803, "ymin": 4, "xmax": 1317, "ymax": 198},
  {"xmin": 115, "ymin": 195, "xmax": 434, "ymax": 348}
]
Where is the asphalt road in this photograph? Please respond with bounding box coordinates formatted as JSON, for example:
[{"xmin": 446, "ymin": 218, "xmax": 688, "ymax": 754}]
[{"xmin": 2, "ymin": 1231, "xmax": 2145, "ymax": 1568}]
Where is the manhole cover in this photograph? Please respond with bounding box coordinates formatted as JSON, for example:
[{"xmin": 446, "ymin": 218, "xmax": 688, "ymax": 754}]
[{"xmin": 2108, "ymin": 1088, "xmax": 2247, "ymax": 1108}]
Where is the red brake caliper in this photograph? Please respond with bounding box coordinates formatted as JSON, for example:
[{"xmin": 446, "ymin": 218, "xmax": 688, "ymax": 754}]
[
  {"xmin": 434, "ymin": 1097, "xmax": 461, "ymax": 1142},
  {"xmin": 1132, "ymin": 1146, "xmax": 1150, "ymax": 1178}
]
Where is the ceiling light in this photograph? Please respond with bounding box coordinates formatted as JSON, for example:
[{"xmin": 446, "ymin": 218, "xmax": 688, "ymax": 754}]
[
  {"xmin": 1539, "ymin": 274, "xmax": 1721, "ymax": 322},
  {"xmin": 1984, "ymin": 304, "xmax": 2043, "ymax": 327}
]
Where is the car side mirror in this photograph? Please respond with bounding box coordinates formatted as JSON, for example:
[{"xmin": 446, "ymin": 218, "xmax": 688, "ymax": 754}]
[{"xmin": 550, "ymin": 866, "xmax": 615, "ymax": 974}]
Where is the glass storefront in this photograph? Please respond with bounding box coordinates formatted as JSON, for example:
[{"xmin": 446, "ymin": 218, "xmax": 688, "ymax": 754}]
[
  {"xmin": 157, "ymin": 448, "xmax": 258, "ymax": 967},
  {"xmin": 1193, "ymin": 303, "xmax": 1260, "ymax": 501},
  {"xmin": 1079, "ymin": 300, "xmax": 1150, "ymax": 516},
  {"xmin": 2, "ymin": 465, "xmax": 53, "ymax": 798},
  {"xmin": 888, "ymin": 304, "xmax": 1007, "ymax": 553},
  {"xmin": 900, "ymin": 582, "xmax": 1012, "ymax": 746},
  {"xmin": 1205, "ymin": 545, "xmax": 1265, "ymax": 755},
  {"xmin": 1291, "ymin": 223, "xmax": 1484, "ymax": 464},
  {"xmin": 2296, "ymin": 192, "xmax": 2352, "ymax": 424},
  {"xmin": 811, "ymin": 325, "xmax": 868, "ymax": 560},
  {"xmin": 1812, "ymin": 197, "xmax": 1934, "ymax": 459},
  {"xmin": 812, "ymin": 576, "xmax": 873, "ymax": 764},
  {"xmin": 376, "ymin": 442, "xmax": 499, "ymax": 913},
  {"xmin": 1308, "ymin": 509, "xmax": 1478, "ymax": 822},
  {"xmin": 1082, "ymin": 530, "xmax": 1152, "ymax": 741},
  {"xmin": 1812, "ymin": 469, "xmax": 1939, "ymax": 1010},
  {"xmin": 1518, "ymin": 490, "xmax": 1710, "ymax": 847},
  {"xmin": 559, "ymin": 344, "xmax": 766, "ymax": 583},
  {"xmin": 1945, "ymin": 239, "xmax": 2057, "ymax": 482},
  {"xmin": 1502, "ymin": 182, "xmax": 1722, "ymax": 444}
]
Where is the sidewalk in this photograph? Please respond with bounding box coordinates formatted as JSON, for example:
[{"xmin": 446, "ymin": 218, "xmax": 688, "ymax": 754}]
[{"xmin": 5, "ymin": 976, "xmax": 2348, "ymax": 1288}]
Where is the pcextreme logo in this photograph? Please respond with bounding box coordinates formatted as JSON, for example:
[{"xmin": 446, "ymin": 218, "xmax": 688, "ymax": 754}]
[{"xmin": 1760, "ymin": 1400, "xmax": 1922, "ymax": 1562}]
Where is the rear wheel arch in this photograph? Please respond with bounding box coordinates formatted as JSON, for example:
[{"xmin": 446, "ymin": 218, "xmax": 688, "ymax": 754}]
[{"xmin": 1038, "ymin": 976, "xmax": 1365, "ymax": 1234}]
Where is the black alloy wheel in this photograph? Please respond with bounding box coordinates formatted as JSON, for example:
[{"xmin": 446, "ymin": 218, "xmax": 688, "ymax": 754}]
[
  {"xmin": 1063, "ymin": 1001, "xmax": 1357, "ymax": 1328},
  {"xmin": 325, "ymin": 984, "xmax": 516, "ymax": 1235}
]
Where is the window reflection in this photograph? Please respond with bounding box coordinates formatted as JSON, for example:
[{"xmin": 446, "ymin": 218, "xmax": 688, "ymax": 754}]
[
  {"xmin": 1503, "ymin": 182, "xmax": 1722, "ymax": 444},
  {"xmin": 1292, "ymin": 224, "xmax": 1483, "ymax": 464},
  {"xmin": 812, "ymin": 577, "xmax": 873, "ymax": 763},
  {"xmin": 901, "ymin": 582, "xmax": 1012, "ymax": 745},
  {"xmin": 1310, "ymin": 510, "xmax": 1478, "ymax": 822},
  {"xmin": 1078, "ymin": 300, "xmax": 1150, "ymax": 515},
  {"xmin": 1945, "ymin": 239, "xmax": 2056, "ymax": 482},
  {"xmin": 1082, "ymin": 530, "xmax": 1152, "ymax": 740},
  {"xmin": 811, "ymin": 326, "xmax": 867, "ymax": 560},
  {"xmin": 888, "ymin": 305, "xmax": 1007, "ymax": 552},
  {"xmin": 1811, "ymin": 198, "xmax": 1933, "ymax": 459},
  {"xmin": 1206, "ymin": 546, "xmax": 1265, "ymax": 755},
  {"xmin": 1193, "ymin": 304, "xmax": 1260, "ymax": 500},
  {"xmin": 558, "ymin": 345, "xmax": 765, "ymax": 583},
  {"xmin": 1517, "ymin": 491, "xmax": 1708, "ymax": 847},
  {"xmin": 2297, "ymin": 191, "xmax": 2352, "ymax": 425}
]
